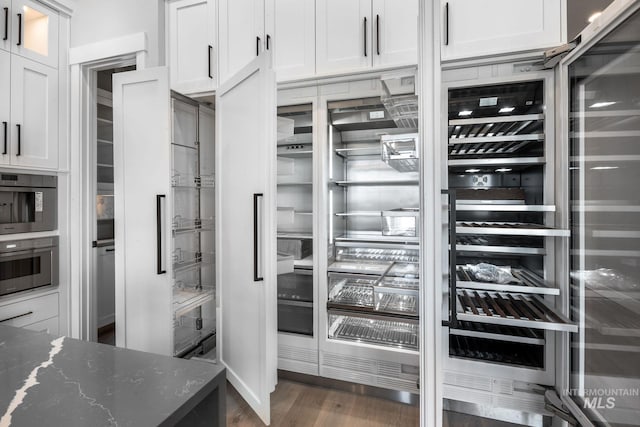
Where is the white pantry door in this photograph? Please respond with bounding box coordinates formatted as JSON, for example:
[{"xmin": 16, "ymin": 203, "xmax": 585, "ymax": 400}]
[
  {"xmin": 216, "ymin": 52, "xmax": 277, "ymax": 425},
  {"xmin": 112, "ymin": 67, "xmax": 173, "ymax": 356}
]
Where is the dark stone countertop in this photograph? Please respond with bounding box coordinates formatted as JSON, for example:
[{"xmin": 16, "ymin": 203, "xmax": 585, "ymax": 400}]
[{"xmin": 0, "ymin": 325, "xmax": 225, "ymax": 426}]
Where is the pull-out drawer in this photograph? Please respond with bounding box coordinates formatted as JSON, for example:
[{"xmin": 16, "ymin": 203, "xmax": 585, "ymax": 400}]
[
  {"xmin": 456, "ymin": 289, "xmax": 577, "ymax": 333},
  {"xmin": 23, "ymin": 316, "xmax": 59, "ymax": 335},
  {"xmin": 0, "ymin": 293, "xmax": 59, "ymax": 329}
]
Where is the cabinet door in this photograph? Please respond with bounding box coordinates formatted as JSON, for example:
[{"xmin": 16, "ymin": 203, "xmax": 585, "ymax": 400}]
[
  {"xmin": 216, "ymin": 52, "xmax": 277, "ymax": 426},
  {"xmin": 372, "ymin": 0, "xmax": 418, "ymax": 68},
  {"xmin": 96, "ymin": 246, "xmax": 115, "ymax": 329},
  {"xmin": 316, "ymin": 0, "xmax": 372, "ymax": 75},
  {"xmin": 441, "ymin": 0, "xmax": 565, "ymax": 61},
  {"xmin": 168, "ymin": 0, "xmax": 216, "ymax": 94},
  {"xmin": 0, "ymin": 0, "xmax": 10, "ymax": 52},
  {"xmin": 10, "ymin": 55, "xmax": 58, "ymax": 169},
  {"xmin": 266, "ymin": 0, "xmax": 315, "ymax": 81},
  {"xmin": 11, "ymin": 0, "xmax": 58, "ymax": 68},
  {"xmin": 0, "ymin": 49, "xmax": 9, "ymax": 164},
  {"xmin": 218, "ymin": 0, "xmax": 265, "ymax": 85},
  {"xmin": 113, "ymin": 67, "xmax": 173, "ymax": 356}
]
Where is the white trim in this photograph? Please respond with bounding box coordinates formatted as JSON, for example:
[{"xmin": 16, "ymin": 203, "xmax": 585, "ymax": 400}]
[
  {"xmin": 420, "ymin": 0, "xmax": 442, "ymax": 426},
  {"xmin": 39, "ymin": 0, "xmax": 74, "ymax": 16},
  {"xmin": 69, "ymin": 33, "xmax": 147, "ymax": 66},
  {"xmin": 68, "ymin": 35, "xmax": 145, "ymax": 340}
]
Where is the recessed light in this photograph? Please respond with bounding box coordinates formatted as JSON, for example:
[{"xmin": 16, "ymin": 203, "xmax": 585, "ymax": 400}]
[
  {"xmin": 591, "ymin": 166, "xmax": 618, "ymax": 170},
  {"xmin": 590, "ymin": 101, "xmax": 616, "ymax": 108},
  {"xmin": 495, "ymin": 168, "xmax": 512, "ymax": 173},
  {"xmin": 499, "ymin": 107, "xmax": 515, "ymax": 113},
  {"xmin": 458, "ymin": 110, "xmax": 473, "ymax": 117},
  {"xmin": 588, "ymin": 11, "xmax": 602, "ymax": 23},
  {"xmin": 465, "ymin": 168, "xmax": 481, "ymax": 173}
]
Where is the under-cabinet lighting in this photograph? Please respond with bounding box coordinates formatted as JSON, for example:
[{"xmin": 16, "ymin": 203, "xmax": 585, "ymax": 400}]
[
  {"xmin": 495, "ymin": 168, "xmax": 512, "ymax": 173},
  {"xmin": 590, "ymin": 101, "xmax": 616, "ymax": 108},
  {"xmin": 458, "ymin": 110, "xmax": 473, "ymax": 117},
  {"xmin": 465, "ymin": 169, "xmax": 481, "ymax": 173},
  {"xmin": 499, "ymin": 107, "xmax": 515, "ymax": 113},
  {"xmin": 591, "ymin": 166, "xmax": 618, "ymax": 170},
  {"xmin": 588, "ymin": 11, "xmax": 602, "ymax": 23}
]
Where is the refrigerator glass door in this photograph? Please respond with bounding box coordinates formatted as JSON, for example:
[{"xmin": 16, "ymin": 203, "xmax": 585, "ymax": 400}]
[{"xmin": 569, "ymin": 7, "xmax": 640, "ymax": 426}]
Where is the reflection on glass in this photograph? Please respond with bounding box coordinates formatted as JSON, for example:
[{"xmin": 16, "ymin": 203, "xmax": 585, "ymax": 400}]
[{"xmin": 569, "ymin": 8, "xmax": 640, "ymax": 426}]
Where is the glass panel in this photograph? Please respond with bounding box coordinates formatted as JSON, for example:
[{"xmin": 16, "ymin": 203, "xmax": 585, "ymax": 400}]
[
  {"xmin": 0, "ymin": 257, "xmax": 41, "ymax": 280},
  {"xmin": 569, "ymin": 8, "xmax": 640, "ymax": 426},
  {"xmin": 23, "ymin": 6, "xmax": 48, "ymax": 57}
]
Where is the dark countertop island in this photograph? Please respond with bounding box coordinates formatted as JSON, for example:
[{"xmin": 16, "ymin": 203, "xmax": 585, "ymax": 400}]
[{"xmin": 0, "ymin": 325, "xmax": 225, "ymax": 426}]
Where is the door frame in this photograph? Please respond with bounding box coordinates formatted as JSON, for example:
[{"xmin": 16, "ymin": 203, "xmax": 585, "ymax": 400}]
[{"xmin": 68, "ymin": 33, "xmax": 147, "ymax": 340}]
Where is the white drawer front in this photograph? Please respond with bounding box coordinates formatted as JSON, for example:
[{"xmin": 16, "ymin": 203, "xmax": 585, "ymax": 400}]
[
  {"xmin": 23, "ymin": 316, "xmax": 59, "ymax": 335},
  {"xmin": 0, "ymin": 293, "xmax": 59, "ymax": 328}
]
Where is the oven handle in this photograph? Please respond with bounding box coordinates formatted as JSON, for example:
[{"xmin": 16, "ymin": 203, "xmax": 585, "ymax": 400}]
[
  {"xmin": 0, "ymin": 247, "xmax": 54, "ymax": 258},
  {"xmin": 0, "ymin": 311, "xmax": 33, "ymax": 323}
]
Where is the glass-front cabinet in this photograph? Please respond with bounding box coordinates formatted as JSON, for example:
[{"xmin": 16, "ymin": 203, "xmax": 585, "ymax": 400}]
[
  {"xmin": 6, "ymin": 0, "xmax": 59, "ymax": 68},
  {"xmin": 568, "ymin": 6, "xmax": 640, "ymax": 426}
]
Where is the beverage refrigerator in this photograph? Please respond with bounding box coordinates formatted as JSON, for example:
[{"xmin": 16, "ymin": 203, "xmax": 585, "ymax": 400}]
[{"xmin": 440, "ymin": 2, "xmax": 640, "ymax": 425}]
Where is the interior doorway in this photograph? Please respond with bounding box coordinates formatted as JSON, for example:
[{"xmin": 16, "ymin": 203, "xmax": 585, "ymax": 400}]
[{"xmin": 92, "ymin": 65, "xmax": 135, "ymax": 345}]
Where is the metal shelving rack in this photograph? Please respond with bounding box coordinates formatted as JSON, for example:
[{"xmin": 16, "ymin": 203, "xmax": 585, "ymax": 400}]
[{"xmin": 170, "ymin": 94, "xmax": 215, "ymax": 357}]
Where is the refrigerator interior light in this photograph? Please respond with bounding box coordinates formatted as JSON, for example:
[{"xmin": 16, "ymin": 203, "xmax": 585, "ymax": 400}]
[
  {"xmin": 499, "ymin": 107, "xmax": 515, "ymax": 113},
  {"xmin": 465, "ymin": 168, "xmax": 481, "ymax": 173},
  {"xmin": 590, "ymin": 166, "xmax": 619, "ymax": 170},
  {"xmin": 589, "ymin": 101, "xmax": 616, "ymax": 108},
  {"xmin": 495, "ymin": 168, "xmax": 512, "ymax": 173},
  {"xmin": 458, "ymin": 110, "xmax": 473, "ymax": 117}
]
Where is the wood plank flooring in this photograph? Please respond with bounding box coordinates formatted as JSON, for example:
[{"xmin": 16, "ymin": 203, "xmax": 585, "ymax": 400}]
[{"xmin": 226, "ymin": 379, "xmax": 525, "ymax": 427}]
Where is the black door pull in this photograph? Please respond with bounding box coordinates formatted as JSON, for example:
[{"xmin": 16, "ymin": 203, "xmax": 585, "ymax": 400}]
[{"xmin": 16, "ymin": 12, "xmax": 21, "ymax": 46}]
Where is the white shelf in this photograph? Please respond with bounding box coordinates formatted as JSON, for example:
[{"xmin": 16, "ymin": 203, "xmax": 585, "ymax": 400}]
[{"xmin": 173, "ymin": 288, "xmax": 214, "ymax": 318}]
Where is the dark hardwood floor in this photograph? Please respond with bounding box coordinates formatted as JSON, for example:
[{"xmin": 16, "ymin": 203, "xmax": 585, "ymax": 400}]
[{"xmin": 226, "ymin": 379, "xmax": 525, "ymax": 427}]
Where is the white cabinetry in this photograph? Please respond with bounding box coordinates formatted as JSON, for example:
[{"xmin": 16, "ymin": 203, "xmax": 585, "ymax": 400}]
[
  {"xmin": 218, "ymin": 0, "xmax": 265, "ymax": 84},
  {"xmin": 10, "ymin": 55, "xmax": 58, "ymax": 168},
  {"xmin": 10, "ymin": 0, "xmax": 59, "ymax": 68},
  {"xmin": 266, "ymin": 0, "xmax": 315, "ymax": 81},
  {"xmin": 96, "ymin": 246, "xmax": 115, "ymax": 328},
  {"xmin": 316, "ymin": 0, "xmax": 417, "ymax": 76},
  {"xmin": 0, "ymin": 292, "xmax": 59, "ymax": 334},
  {"xmin": 0, "ymin": 0, "xmax": 60, "ymax": 170},
  {"xmin": 168, "ymin": 0, "xmax": 216, "ymax": 95},
  {"xmin": 441, "ymin": 0, "xmax": 566, "ymax": 61}
]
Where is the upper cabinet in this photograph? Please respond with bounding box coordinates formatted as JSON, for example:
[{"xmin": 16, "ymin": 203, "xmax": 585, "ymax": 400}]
[
  {"xmin": 168, "ymin": 0, "xmax": 217, "ymax": 95},
  {"xmin": 1, "ymin": 0, "xmax": 59, "ymax": 68},
  {"xmin": 441, "ymin": 0, "xmax": 566, "ymax": 62},
  {"xmin": 316, "ymin": 0, "xmax": 418, "ymax": 76},
  {"xmin": 265, "ymin": 0, "xmax": 315, "ymax": 81},
  {"xmin": 316, "ymin": 0, "xmax": 372, "ymax": 75},
  {"xmin": 218, "ymin": 0, "xmax": 265, "ymax": 84}
]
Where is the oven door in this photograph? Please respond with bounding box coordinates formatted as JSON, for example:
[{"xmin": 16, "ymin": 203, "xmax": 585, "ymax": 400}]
[
  {"xmin": 0, "ymin": 187, "xmax": 57, "ymax": 234},
  {"xmin": 0, "ymin": 246, "xmax": 57, "ymax": 296}
]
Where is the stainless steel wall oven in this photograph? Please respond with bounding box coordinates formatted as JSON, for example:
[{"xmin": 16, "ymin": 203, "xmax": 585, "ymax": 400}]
[
  {"xmin": 0, "ymin": 173, "xmax": 57, "ymax": 234},
  {"xmin": 0, "ymin": 237, "xmax": 58, "ymax": 297}
]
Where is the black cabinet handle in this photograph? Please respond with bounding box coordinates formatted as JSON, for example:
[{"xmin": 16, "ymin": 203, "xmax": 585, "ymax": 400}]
[
  {"xmin": 253, "ymin": 193, "xmax": 263, "ymax": 282},
  {"xmin": 442, "ymin": 189, "xmax": 457, "ymax": 328},
  {"xmin": 256, "ymin": 36, "xmax": 260, "ymax": 56},
  {"xmin": 16, "ymin": 12, "xmax": 21, "ymax": 46},
  {"xmin": 106, "ymin": 248, "xmax": 115, "ymax": 253},
  {"xmin": 208, "ymin": 45, "xmax": 213, "ymax": 79},
  {"xmin": 445, "ymin": 2, "xmax": 449, "ymax": 46},
  {"xmin": 0, "ymin": 311, "xmax": 33, "ymax": 323},
  {"xmin": 376, "ymin": 14, "xmax": 380, "ymax": 55},
  {"xmin": 2, "ymin": 121, "xmax": 6, "ymax": 155},
  {"xmin": 3, "ymin": 7, "xmax": 7, "ymax": 41},
  {"xmin": 16, "ymin": 124, "xmax": 20, "ymax": 156},
  {"xmin": 363, "ymin": 17, "xmax": 367, "ymax": 57},
  {"xmin": 266, "ymin": 34, "xmax": 271, "ymax": 50},
  {"xmin": 156, "ymin": 194, "xmax": 166, "ymax": 275}
]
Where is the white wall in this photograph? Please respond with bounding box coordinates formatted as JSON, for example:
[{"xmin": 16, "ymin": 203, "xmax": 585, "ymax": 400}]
[{"xmin": 70, "ymin": 0, "xmax": 165, "ymax": 66}]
